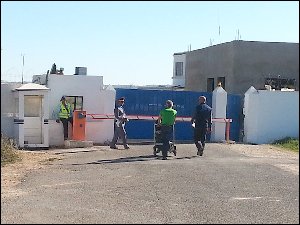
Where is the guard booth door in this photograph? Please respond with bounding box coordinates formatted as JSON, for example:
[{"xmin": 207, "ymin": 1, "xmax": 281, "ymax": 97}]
[{"xmin": 24, "ymin": 95, "xmax": 43, "ymax": 144}]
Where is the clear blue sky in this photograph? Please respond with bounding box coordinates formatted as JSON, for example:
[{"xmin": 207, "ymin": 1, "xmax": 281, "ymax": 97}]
[{"xmin": 1, "ymin": 1, "xmax": 299, "ymax": 85}]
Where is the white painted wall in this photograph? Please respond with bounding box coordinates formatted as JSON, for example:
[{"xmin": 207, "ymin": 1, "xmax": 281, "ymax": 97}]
[
  {"xmin": 243, "ymin": 86, "xmax": 299, "ymax": 144},
  {"xmin": 172, "ymin": 53, "xmax": 186, "ymax": 87},
  {"xmin": 46, "ymin": 74, "xmax": 115, "ymax": 146},
  {"xmin": 85, "ymin": 86, "xmax": 116, "ymax": 144},
  {"xmin": 1, "ymin": 83, "xmax": 21, "ymax": 138}
]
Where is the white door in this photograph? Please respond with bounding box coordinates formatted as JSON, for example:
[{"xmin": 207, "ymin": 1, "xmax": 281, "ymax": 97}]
[{"xmin": 24, "ymin": 95, "xmax": 43, "ymax": 144}]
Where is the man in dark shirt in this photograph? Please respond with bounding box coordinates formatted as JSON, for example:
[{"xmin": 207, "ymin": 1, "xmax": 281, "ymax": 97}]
[{"xmin": 191, "ymin": 96, "xmax": 212, "ymax": 156}]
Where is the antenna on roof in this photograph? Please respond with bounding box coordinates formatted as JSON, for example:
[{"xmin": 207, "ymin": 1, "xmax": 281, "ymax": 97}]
[{"xmin": 236, "ymin": 29, "xmax": 241, "ymax": 41}]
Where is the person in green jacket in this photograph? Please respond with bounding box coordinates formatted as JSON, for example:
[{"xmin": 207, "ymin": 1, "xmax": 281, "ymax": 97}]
[
  {"xmin": 157, "ymin": 100, "xmax": 177, "ymax": 160},
  {"xmin": 54, "ymin": 96, "xmax": 73, "ymax": 140}
]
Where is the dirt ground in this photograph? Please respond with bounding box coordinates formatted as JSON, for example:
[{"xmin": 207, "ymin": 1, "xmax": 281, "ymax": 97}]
[{"xmin": 1, "ymin": 150, "xmax": 63, "ymax": 196}]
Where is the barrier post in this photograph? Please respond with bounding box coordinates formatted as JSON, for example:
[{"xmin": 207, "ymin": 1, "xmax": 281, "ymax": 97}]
[
  {"xmin": 225, "ymin": 120, "xmax": 230, "ymax": 143},
  {"xmin": 73, "ymin": 110, "xmax": 86, "ymax": 141}
]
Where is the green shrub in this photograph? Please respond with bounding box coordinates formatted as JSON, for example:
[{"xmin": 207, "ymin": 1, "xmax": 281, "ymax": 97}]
[
  {"xmin": 1, "ymin": 134, "xmax": 20, "ymax": 166},
  {"xmin": 272, "ymin": 137, "xmax": 299, "ymax": 152}
]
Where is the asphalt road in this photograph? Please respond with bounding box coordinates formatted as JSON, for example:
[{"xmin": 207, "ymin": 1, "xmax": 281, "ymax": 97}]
[{"xmin": 1, "ymin": 143, "xmax": 299, "ymax": 224}]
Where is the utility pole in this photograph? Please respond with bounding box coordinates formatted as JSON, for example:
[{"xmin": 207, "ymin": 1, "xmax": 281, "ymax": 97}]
[{"xmin": 21, "ymin": 53, "xmax": 25, "ymax": 84}]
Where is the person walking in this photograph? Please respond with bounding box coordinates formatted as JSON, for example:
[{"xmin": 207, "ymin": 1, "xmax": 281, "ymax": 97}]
[
  {"xmin": 157, "ymin": 100, "xmax": 177, "ymax": 160},
  {"xmin": 110, "ymin": 97, "xmax": 130, "ymax": 150},
  {"xmin": 54, "ymin": 95, "xmax": 73, "ymax": 141},
  {"xmin": 191, "ymin": 96, "xmax": 212, "ymax": 156}
]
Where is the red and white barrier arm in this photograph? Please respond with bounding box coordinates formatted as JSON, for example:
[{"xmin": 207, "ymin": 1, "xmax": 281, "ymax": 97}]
[
  {"xmin": 87, "ymin": 114, "xmax": 115, "ymax": 120},
  {"xmin": 87, "ymin": 114, "xmax": 232, "ymax": 123}
]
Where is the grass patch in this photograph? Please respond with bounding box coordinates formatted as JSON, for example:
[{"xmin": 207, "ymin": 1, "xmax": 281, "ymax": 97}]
[
  {"xmin": 272, "ymin": 137, "xmax": 299, "ymax": 153},
  {"xmin": 1, "ymin": 134, "xmax": 21, "ymax": 166}
]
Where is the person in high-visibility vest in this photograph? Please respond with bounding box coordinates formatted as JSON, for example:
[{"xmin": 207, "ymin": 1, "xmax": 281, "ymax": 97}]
[{"xmin": 54, "ymin": 96, "xmax": 73, "ymax": 140}]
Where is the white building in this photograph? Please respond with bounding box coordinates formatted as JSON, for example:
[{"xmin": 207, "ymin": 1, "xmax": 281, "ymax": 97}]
[{"xmin": 1, "ymin": 72, "xmax": 116, "ymax": 148}]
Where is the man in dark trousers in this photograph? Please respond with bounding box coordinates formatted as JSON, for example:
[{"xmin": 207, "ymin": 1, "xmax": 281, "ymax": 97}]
[
  {"xmin": 191, "ymin": 96, "xmax": 212, "ymax": 156},
  {"xmin": 110, "ymin": 97, "xmax": 130, "ymax": 150},
  {"xmin": 54, "ymin": 96, "xmax": 73, "ymax": 140},
  {"xmin": 157, "ymin": 100, "xmax": 177, "ymax": 160}
]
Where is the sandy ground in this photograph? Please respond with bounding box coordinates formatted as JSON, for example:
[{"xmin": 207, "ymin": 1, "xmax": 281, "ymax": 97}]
[{"xmin": 1, "ymin": 150, "xmax": 63, "ymax": 196}]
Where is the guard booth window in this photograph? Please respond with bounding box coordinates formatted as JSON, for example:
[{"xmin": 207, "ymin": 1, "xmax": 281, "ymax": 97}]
[
  {"xmin": 65, "ymin": 96, "xmax": 83, "ymax": 111},
  {"xmin": 24, "ymin": 95, "xmax": 42, "ymax": 117}
]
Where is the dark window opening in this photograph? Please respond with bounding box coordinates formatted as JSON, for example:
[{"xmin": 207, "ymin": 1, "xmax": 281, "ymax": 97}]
[
  {"xmin": 217, "ymin": 77, "xmax": 225, "ymax": 89},
  {"xmin": 207, "ymin": 78, "xmax": 214, "ymax": 92},
  {"xmin": 65, "ymin": 96, "xmax": 83, "ymax": 111},
  {"xmin": 175, "ymin": 62, "xmax": 183, "ymax": 76}
]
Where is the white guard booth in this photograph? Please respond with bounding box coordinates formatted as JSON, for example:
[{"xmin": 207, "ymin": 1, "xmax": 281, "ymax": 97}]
[{"xmin": 13, "ymin": 83, "xmax": 50, "ymax": 148}]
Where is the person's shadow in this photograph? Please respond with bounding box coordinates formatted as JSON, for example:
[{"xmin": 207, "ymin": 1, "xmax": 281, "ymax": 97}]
[
  {"xmin": 70, "ymin": 155, "xmax": 198, "ymax": 165},
  {"xmin": 92, "ymin": 155, "xmax": 158, "ymax": 164}
]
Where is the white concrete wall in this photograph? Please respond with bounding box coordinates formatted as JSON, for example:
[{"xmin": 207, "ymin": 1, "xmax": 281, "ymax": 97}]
[
  {"xmin": 172, "ymin": 54, "xmax": 186, "ymax": 87},
  {"xmin": 46, "ymin": 74, "xmax": 115, "ymax": 146},
  {"xmin": 1, "ymin": 83, "xmax": 21, "ymax": 138},
  {"xmin": 85, "ymin": 86, "xmax": 116, "ymax": 144},
  {"xmin": 244, "ymin": 86, "xmax": 299, "ymax": 144}
]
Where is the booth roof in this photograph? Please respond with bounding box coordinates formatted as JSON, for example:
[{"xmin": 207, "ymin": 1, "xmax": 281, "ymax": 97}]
[{"xmin": 14, "ymin": 83, "xmax": 49, "ymax": 91}]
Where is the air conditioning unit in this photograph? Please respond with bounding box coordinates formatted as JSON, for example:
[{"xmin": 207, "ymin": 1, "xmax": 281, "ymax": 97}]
[{"xmin": 74, "ymin": 67, "xmax": 87, "ymax": 75}]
